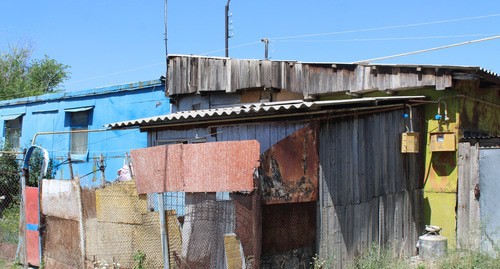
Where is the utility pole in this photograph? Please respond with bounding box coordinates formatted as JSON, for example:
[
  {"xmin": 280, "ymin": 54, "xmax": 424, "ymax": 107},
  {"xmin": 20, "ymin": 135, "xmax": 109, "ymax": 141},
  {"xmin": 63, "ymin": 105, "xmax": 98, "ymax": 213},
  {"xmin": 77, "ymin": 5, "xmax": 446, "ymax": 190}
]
[
  {"xmin": 225, "ymin": 0, "xmax": 231, "ymax": 57},
  {"xmin": 261, "ymin": 38, "xmax": 269, "ymax": 60}
]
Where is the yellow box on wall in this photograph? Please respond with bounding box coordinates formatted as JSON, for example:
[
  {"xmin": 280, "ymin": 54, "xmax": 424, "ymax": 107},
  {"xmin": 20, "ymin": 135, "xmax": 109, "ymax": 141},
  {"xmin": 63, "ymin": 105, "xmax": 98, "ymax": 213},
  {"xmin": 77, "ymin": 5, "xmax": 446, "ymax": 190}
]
[
  {"xmin": 430, "ymin": 132, "xmax": 456, "ymax": 152},
  {"xmin": 401, "ymin": 132, "xmax": 420, "ymax": 153}
]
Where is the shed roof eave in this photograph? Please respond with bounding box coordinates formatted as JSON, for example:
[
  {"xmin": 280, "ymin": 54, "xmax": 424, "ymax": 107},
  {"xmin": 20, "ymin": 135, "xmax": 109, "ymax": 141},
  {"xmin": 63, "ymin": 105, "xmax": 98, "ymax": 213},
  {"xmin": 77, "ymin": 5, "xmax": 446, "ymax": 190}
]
[{"xmin": 106, "ymin": 95, "xmax": 426, "ymax": 130}]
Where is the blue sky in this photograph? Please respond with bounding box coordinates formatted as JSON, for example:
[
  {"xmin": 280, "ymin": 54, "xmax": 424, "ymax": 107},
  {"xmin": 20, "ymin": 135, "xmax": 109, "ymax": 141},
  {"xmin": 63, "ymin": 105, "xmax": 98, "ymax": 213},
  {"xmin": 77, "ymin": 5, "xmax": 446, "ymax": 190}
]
[{"xmin": 1, "ymin": 1, "xmax": 499, "ymax": 91}]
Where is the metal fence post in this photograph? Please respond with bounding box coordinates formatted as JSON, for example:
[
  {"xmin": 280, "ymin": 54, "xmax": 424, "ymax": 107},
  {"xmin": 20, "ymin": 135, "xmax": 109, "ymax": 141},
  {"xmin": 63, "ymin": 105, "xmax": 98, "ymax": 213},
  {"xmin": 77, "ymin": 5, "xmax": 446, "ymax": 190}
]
[{"xmin": 158, "ymin": 192, "xmax": 170, "ymax": 269}]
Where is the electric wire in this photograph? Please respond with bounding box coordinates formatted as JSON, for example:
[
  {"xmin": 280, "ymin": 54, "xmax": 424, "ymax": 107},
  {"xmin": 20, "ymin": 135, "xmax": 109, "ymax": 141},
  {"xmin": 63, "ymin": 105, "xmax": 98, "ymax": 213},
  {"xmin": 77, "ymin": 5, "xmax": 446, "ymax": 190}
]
[
  {"xmin": 354, "ymin": 35, "xmax": 500, "ymax": 64},
  {"xmin": 269, "ymin": 13, "xmax": 500, "ymax": 41},
  {"xmin": 3, "ymin": 13, "xmax": 499, "ymax": 93},
  {"xmin": 273, "ymin": 33, "xmax": 500, "ymax": 43}
]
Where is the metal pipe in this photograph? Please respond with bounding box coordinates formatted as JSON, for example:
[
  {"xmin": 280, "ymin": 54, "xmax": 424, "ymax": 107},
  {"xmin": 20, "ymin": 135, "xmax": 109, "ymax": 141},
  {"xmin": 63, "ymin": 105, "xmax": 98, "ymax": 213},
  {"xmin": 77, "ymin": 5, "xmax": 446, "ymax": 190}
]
[
  {"xmin": 158, "ymin": 193, "xmax": 170, "ymax": 269},
  {"xmin": 31, "ymin": 128, "xmax": 109, "ymax": 146},
  {"xmin": 405, "ymin": 104, "xmax": 414, "ymax": 132},
  {"xmin": 76, "ymin": 176, "xmax": 86, "ymax": 268}
]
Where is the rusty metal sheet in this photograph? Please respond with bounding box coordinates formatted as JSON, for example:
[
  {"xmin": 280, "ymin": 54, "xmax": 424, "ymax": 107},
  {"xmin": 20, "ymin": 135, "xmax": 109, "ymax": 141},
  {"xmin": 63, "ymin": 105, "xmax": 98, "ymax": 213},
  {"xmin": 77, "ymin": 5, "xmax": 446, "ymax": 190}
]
[
  {"xmin": 259, "ymin": 125, "xmax": 319, "ymax": 204},
  {"xmin": 131, "ymin": 140, "xmax": 260, "ymax": 194}
]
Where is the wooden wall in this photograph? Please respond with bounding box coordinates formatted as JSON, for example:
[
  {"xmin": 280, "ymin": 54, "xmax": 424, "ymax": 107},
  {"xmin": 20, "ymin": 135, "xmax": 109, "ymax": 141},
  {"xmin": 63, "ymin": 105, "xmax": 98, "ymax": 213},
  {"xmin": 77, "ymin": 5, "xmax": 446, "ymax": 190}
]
[
  {"xmin": 167, "ymin": 56, "xmax": 453, "ymax": 96},
  {"xmin": 318, "ymin": 109, "xmax": 423, "ymax": 268}
]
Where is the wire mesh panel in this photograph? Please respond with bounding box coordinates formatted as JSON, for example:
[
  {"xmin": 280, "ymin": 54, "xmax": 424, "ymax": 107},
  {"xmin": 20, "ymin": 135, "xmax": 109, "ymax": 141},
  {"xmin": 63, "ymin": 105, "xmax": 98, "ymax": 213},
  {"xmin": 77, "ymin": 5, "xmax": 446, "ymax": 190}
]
[
  {"xmin": 0, "ymin": 152, "xmax": 21, "ymax": 263},
  {"xmin": 85, "ymin": 180, "xmax": 164, "ymax": 269},
  {"xmin": 162, "ymin": 191, "xmax": 261, "ymax": 269}
]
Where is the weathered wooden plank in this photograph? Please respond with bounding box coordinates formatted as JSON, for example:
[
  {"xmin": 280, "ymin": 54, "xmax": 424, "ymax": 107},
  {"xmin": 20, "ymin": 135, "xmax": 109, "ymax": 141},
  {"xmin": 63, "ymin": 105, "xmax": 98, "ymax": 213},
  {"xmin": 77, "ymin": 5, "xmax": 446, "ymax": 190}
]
[{"xmin": 457, "ymin": 142, "xmax": 481, "ymax": 249}]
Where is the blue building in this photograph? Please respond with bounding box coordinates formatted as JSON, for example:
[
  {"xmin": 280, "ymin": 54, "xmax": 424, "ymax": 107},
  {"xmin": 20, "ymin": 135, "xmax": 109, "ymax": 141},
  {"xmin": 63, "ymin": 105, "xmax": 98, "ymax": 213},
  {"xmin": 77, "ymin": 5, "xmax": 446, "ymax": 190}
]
[{"xmin": 0, "ymin": 79, "xmax": 169, "ymax": 187}]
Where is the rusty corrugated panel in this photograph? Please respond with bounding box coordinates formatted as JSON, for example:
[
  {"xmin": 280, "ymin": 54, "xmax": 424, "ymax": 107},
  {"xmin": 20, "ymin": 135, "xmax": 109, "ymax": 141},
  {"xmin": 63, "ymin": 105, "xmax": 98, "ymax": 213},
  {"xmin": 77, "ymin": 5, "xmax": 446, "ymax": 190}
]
[
  {"xmin": 259, "ymin": 125, "xmax": 318, "ymax": 204},
  {"xmin": 131, "ymin": 140, "xmax": 260, "ymax": 194}
]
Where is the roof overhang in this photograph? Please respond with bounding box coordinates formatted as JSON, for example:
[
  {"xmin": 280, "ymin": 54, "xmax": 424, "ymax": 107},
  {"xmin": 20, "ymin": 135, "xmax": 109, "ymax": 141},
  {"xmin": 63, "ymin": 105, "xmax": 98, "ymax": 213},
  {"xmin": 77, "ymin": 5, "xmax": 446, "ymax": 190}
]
[
  {"xmin": 1, "ymin": 113, "xmax": 25, "ymax": 121},
  {"xmin": 106, "ymin": 96, "xmax": 426, "ymax": 130}
]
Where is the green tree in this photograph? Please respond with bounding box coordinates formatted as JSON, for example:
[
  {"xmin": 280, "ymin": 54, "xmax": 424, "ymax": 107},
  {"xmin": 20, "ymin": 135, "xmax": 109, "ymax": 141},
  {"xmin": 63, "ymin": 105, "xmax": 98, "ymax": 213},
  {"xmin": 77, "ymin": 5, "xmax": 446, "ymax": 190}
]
[{"xmin": 0, "ymin": 47, "xmax": 70, "ymax": 100}]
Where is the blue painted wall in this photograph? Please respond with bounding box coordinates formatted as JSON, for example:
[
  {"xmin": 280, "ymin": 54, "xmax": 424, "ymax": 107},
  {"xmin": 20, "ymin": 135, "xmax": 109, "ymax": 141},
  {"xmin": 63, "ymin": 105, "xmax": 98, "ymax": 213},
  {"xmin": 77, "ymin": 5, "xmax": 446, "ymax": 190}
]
[{"xmin": 0, "ymin": 80, "xmax": 170, "ymax": 187}]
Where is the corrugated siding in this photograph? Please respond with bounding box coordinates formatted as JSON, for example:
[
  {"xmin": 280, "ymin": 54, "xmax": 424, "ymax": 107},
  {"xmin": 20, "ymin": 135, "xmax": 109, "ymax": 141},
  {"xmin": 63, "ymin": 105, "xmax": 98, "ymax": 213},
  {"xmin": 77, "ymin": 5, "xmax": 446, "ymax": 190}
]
[
  {"xmin": 151, "ymin": 123, "xmax": 305, "ymax": 154},
  {"xmin": 167, "ymin": 56, "xmax": 453, "ymax": 96},
  {"xmin": 318, "ymin": 109, "xmax": 423, "ymax": 268}
]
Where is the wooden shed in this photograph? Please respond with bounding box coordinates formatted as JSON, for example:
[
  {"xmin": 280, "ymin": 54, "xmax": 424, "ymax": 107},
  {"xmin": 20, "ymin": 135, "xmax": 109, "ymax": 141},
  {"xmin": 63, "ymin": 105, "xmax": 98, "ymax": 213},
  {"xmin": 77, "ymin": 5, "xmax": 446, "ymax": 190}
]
[{"xmin": 108, "ymin": 55, "xmax": 500, "ymax": 268}]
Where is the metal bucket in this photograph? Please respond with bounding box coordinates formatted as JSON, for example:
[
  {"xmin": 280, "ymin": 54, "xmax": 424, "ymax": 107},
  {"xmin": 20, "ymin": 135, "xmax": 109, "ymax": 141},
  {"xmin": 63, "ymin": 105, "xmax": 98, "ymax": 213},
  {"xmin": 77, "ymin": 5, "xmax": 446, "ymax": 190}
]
[{"xmin": 418, "ymin": 233, "xmax": 448, "ymax": 261}]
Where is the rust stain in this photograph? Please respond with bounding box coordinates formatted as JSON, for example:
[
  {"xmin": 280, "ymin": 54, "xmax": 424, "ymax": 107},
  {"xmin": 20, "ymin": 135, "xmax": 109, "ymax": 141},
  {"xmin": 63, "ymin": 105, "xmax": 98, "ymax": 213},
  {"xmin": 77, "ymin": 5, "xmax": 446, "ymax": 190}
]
[
  {"xmin": 259, "ymin": 125, "xmax": 318, "ymax": 204},
  {"xmin": 131, "ymin": 140, "xmax": 260, "ymax": 194}
]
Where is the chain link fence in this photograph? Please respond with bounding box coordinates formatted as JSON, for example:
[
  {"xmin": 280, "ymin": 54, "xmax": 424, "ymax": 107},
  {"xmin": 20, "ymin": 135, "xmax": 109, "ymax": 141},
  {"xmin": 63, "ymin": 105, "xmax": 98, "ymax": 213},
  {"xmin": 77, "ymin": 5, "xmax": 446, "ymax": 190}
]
[
  {"xmin": 153, "ymin": 191, "xmax": 261, "ymax": 269},
  {"xmin": 0, "ymin": 151, "xmax": 22, "ymax": 263}
]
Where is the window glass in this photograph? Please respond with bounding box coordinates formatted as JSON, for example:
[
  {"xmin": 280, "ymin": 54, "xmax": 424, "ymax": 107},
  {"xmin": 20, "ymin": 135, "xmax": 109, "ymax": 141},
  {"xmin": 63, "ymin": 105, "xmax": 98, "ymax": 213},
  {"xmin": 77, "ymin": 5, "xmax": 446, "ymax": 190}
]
[
  {"xmin": 70, "ymin": 111, "xmax": 89, "ymax": 155},
  {"xmin": 4, "ymin": 117, "xmax": 22, "ymax": 148}
]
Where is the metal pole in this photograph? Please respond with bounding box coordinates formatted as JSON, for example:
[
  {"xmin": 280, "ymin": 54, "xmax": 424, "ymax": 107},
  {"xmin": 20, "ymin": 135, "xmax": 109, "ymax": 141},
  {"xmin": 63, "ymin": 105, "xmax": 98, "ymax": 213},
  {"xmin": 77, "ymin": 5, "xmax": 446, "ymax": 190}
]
[
  {"xmin": 261, "ymin": 38, "xmax": 269, "ymax": 60},
  {"xmin": 68, "ymin": 153, "xmax": 74, "ymax": 180},
  {"xmin": 20, "ymin": 167, "xmax": 28, "ymax": 268},
  {"xmin": 158, "ymin": 193, "xmax": 170, "ymax": 269},
  {"xmin": 225, "ymin": 0, "xmax": 231, "ymax": 57},
  {"xmin": 76, "ymin": 177, "xmax": 86, "ymax": 268}
]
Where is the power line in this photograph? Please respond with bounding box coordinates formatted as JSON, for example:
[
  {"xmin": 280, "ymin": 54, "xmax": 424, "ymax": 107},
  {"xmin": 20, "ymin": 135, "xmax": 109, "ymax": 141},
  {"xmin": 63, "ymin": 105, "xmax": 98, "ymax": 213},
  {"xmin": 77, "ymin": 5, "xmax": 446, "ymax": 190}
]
[
  {"xmin": 354, "ymin": 35, "xmax": 500, "ymax": 64},
  {"xmin": 269, "ymin": 13, "xmax": 500, "ymax": 41},
  {"xmin": 21, "ymin": 13, "xmax": 500, "ymax": 89},
  {"xmin": 273, "ymin": 33, "xmax": 500, "ymax": 43},
  {"xmin": 65, "ymin": 62, "xmax": 165, "ymax": 85}
]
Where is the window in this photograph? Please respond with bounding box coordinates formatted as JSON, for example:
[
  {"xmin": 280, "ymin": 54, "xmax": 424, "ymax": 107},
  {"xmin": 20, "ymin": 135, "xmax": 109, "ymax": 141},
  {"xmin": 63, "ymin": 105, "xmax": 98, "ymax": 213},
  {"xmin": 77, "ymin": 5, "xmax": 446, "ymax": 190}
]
[
  {"xmin": 65, "ymin": 106, "xmax": 93, "ymax": 157},
  {"xmin": 4, "ymin": 116, "xmax": 22, "ymax": 148},
  {"xmin": 70, "ymin": 111, "xmax": 89, "ymax": 155}
]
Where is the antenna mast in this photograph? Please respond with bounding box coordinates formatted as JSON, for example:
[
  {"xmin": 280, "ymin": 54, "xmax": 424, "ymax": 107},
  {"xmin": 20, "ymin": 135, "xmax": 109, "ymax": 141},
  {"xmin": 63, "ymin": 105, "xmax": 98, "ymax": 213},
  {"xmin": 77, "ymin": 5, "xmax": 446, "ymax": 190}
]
[{"xmin": 225, "ymin": 0, "xmax": 231, "ymax": 57}]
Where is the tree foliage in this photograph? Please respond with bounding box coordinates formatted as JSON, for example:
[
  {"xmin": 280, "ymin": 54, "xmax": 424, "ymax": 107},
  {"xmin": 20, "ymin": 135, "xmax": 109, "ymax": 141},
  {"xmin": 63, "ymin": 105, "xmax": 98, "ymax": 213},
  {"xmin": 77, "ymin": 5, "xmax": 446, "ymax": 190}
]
[{"xmin": 0, "ymin": 47, "xmax": 70, "ymax": 100}]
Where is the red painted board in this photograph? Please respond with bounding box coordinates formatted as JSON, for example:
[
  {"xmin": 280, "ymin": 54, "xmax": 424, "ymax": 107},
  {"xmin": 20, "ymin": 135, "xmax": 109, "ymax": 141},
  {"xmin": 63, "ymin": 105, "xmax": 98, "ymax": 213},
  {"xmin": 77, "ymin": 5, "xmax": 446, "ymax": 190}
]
[
  {"xmin": 26, "ymin": 230, "xmax": 40, "ymax": 266},
  {"xmin": 131, "ymin": 140, "xmax": 260, "ymax": 194},
  {"xmin": 25, "ymin": 187, "xmax": 40, "ymax": 266},
  {"xmin": 25, "ymin": 187, "xmax": 39, "ymax": 225}
]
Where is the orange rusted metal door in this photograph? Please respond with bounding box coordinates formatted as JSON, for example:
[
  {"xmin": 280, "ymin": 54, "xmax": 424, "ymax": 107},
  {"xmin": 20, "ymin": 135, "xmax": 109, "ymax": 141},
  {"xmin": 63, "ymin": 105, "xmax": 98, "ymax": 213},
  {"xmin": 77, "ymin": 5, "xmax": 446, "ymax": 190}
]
[{"xmin": 25, "ymin": 186, "xmax": 40, "ymax": 267}]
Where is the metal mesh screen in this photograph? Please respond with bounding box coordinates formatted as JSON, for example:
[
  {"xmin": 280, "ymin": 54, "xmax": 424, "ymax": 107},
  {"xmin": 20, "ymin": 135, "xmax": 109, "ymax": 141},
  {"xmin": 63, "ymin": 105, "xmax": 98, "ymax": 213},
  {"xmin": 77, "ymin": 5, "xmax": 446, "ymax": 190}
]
[
  {"xmin": 85, "ymin": 181, "xmax": 164, "ymax": 269},
  {"xmin": 149, "ymin": 191, "xmax": 261, "ymax": 269},
  {"xmin": 260, "ymin": 202, "xmax": 316, "ymax": 269},
  {"xmin": 0, "ymin": 152, "xmax": 21, "ymax": 263}
]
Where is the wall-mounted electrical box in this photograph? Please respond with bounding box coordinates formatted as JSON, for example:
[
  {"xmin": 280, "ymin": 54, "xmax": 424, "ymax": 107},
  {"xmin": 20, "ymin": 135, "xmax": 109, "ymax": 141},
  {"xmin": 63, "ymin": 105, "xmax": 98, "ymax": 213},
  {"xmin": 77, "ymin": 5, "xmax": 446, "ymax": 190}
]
[
  {"xmin": 401, "ymin": 132, "xmax": 420, "ymax": 153},
  {"xmin": 430, "ymin": 132, "xmax": 456, "ymax": 152}
]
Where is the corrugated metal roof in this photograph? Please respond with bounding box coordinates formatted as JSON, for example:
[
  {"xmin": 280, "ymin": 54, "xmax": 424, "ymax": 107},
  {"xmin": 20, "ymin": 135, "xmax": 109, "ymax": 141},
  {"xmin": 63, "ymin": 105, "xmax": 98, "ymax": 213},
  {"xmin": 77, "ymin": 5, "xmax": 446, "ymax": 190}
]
[
  {"xmin": 0, "ymin": 79, "xmax": 163, "ymax": 107},
  {"xmin": 107, "ymin": 96, "xmax": 426, "ymax": 129}
]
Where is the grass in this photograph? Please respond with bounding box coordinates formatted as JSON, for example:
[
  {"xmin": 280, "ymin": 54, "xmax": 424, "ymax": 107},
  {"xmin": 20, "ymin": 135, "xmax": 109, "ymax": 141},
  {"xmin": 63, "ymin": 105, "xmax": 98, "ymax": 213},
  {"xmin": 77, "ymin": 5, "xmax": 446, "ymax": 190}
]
[
  {"xmin": 0, "ymin": 259, "xmax": 23, "ymax": 269},
  {"xmin": 437, "ymin": 248, "xmax": 500, "ymax": 269},
  {"xmin": 340, "ymin": 242, "xmax": 500, "ymax": 269},
  {"xmin": 0, "ymin": 204, "xmax": 20, "ymax": 244},
  {"xmin": 348, "ymin": 245, "xmax": 411, "ymax": 269}
]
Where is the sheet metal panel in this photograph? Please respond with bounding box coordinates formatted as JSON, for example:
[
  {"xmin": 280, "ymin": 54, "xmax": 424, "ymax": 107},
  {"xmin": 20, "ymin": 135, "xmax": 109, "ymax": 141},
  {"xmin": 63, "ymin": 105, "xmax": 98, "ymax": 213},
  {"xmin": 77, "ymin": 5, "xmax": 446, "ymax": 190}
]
[
  {"xmin": 259, "ymin": 125, "xmax": 319, "ymax": 204},
  {"xmin": 131, "ymin": 140, "xmax": 260, "ymax": 194}
]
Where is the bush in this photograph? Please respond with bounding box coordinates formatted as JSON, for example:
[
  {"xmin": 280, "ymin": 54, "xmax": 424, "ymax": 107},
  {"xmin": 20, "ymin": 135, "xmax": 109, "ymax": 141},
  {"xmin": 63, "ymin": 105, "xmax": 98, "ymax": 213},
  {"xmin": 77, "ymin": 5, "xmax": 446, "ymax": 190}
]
[{"xmin": 0, "ymin": 150, "xmax": 20, "ymax": 216}]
